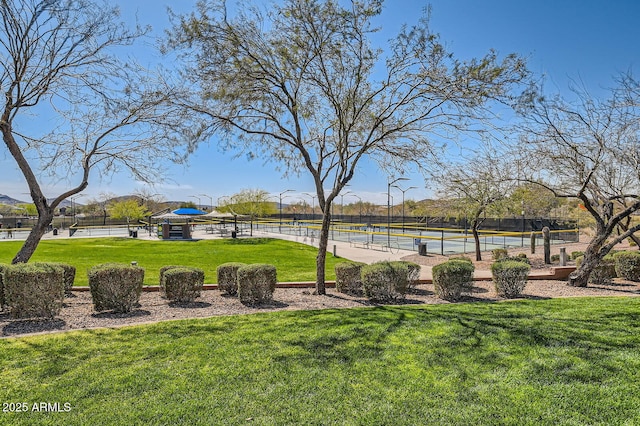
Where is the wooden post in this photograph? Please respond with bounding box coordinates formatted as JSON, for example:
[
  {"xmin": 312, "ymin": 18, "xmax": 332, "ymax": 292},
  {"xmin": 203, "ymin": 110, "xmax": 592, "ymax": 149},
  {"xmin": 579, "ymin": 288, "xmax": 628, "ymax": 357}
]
[{"xmin": 542, "ymin": 226, "xmax": 551, "ymax": 264}]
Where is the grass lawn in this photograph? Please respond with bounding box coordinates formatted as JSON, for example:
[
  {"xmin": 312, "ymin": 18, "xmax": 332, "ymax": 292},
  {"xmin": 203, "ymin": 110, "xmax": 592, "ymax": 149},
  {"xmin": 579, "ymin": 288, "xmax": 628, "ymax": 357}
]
[
  {"xmin": 1, "ymin": 297, "xmax": 640, "ymax": 425},
  {"xmin": 0, "ymin": 237, "xmax": 339, "ymax": 285}
]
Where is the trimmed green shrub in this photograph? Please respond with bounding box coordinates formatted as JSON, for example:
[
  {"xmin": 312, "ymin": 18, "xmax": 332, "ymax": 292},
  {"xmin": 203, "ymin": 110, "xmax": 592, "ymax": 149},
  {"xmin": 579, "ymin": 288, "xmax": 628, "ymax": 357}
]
[
  {"xmin": 216, "ymin": 262, "xmax": 246, "ymax": 295},
  {"xmin": 400, "ymin": 261, "xmax": 421, "ymax": 289},
  {"xmin": 88, "ymin": 263, "xmax": 145, "ymax": 313},
  {"xmin": 48, "ymin": 262, "xmax": 76, "ymax": 293},
  {"xmin": 613, "ymin": 251, "xmax": 640, "ymax": 281},
  {"xmin": 237, "ymin": 264, "xmax": 277, "ymax": 304},
  {"xmin": 450, "ymin": 255, "xmax": 473, "ymax": 264},
  {"xmin": 496, "ymin": 255, "xmax": 531, "ymax": 265},
  {"xmin": 335, "ymin": 262, "xmax": 365, "ymax": 294},
  {"xmin": 431, "ymin": 259, "xmax": 475, "ymax": 302},
  {"xmin": 160, "ymin": 267, "xmax": 204, "ymax": 302},
  {"xmin": 361, "ymin": 261, "xmax": 415, "ymax": 301},
  {"xmin": 492, "ymin": 248, "xmax": 508, "ymax": 261},
  {"xmin": 3, "ymin": 262, "xmax": 64, "ymax": 318},
  {"xmin": 491, "ymin": 260, "xmax": 530, "ymax": 298},
  {"xmin": 0, "ymin": 263, "xmax": 7, "ymax": 309},
  {"xmin": 571, "ymin": 251, "xmax": 584, "ymax": 260},
  {"xmin": 576, "ymin": 255, "xmax": 617, "ymax": 285}
]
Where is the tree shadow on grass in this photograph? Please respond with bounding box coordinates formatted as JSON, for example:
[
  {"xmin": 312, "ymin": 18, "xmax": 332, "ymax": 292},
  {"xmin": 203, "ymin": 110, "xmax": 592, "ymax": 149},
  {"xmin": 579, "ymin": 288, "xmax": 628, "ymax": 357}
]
[{"xmin": 3, "ymin": 318, "xmax": 67, "ymax": 336}]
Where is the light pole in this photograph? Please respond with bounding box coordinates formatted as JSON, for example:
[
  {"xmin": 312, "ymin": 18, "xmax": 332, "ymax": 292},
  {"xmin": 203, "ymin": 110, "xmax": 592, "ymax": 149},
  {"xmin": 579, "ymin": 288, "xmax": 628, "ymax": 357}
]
[
  {"xmin": 387, "ymin": 177, "xmax": 408, "ymax": 246},
  {"xmin": 70, "ymin": 195, "xmax": 83, "ymax": 224},
  {"xmin": 340, "ymin": 191, "xmax": 352, "ymax": 219},
  {"xmin": 393, "ymin": 185, "xmax": 417, "ymax": 233},
  {"xmin": 199, "ymin": 194, "xmax": 213, "ymax": 211},
  {"xmin": 521, "ymin": 199, "xmax": 525, "ymax": 247},
  {"xmin": 279, "ymin": 189, "xmax": 294, "ymax": 233},
  {"xmin": 303, "ymin": 192, "xmax": 317, "ymax": 221}
]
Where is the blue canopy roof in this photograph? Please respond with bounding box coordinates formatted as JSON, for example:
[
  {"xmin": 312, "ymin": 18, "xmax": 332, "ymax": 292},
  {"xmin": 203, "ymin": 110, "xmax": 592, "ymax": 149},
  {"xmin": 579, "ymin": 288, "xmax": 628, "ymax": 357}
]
[{"xmin": 172, "ymin": 208, "xmax": 206, "ymax": 216}]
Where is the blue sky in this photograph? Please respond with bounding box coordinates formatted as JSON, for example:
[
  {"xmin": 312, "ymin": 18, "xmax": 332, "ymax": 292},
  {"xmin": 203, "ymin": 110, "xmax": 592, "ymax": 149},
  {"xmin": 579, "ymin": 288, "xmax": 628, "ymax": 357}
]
[{"xmin": 2, "ymin": 0, "xmax": 639, "ymax": 206}]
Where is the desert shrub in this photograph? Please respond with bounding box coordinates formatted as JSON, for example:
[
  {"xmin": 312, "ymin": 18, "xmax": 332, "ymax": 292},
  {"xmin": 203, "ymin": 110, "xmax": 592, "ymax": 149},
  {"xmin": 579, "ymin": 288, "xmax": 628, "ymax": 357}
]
[
  {"xmin": 335, "ymin": 262, "xmax": 365, "ymax": 294},
  {"xmin": 450, "ymin": 255, "xmax": 473, "ymax": 264},
  {"xmin": 492, "ymin": 248, "xmax": 508, "ymax": 261},
  {"xmin": 88, "ymin": 263, "xmax": 145, "ymax": 313},
  {"xmin": 216, "ymin": 262, "xmax": 246, "ymax": 295},
  {"xmin": 237, "ymin": 264, "xmax": 277, "ymax": 304},
  {"xmin": 571, "ymin": 251, "xmax": 584, "ymax": 260},
  {"xmin": 0, "ymin": 263, "xmax": 7, "ymax": 309},
  {"xmin": 361, "ymin": 261, "xmax": 412, "ymax": 302},
  {"xmin": 550, "ymin": 254, "xmax": 560, "ymax": 263},
  {"xmin": 160, "ymin": 267, "xmax": 204, "ymax": 302},
  {"xmin": 495, "ymin": 255, "xmax": 531, "ymax": 265},
  {"xmin": 491, "ymin": 260, "xmax": 530, "ymax": 298},
  {"xmin": 576, "ymin": 255, "xmax": 617, "ymax": 285},
  {"xmin": 159, "ymin": 265, "xmax": 183, "ymax": 282},
  {"xmin": 396, "ymin": 261, "xmax": 421, "ymax": 289},
  {"xmin": 48, "ymin": 262, "xmax": 76, "ymax": 293},
  {"xmin": 613, "ymin": 251, "xmax": 640, "ymax": 281},
  {"xmin": 431, "ymin": 260, "xmax": 475, "ymax": 302},
  {"xmin": 3, "ymin": 262, "xmax": 64, "ymax": 318}
]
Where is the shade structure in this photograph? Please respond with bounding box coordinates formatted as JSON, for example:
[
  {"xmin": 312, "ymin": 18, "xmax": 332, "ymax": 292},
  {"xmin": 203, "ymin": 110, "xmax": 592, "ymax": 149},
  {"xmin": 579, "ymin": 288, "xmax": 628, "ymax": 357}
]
[{"xmin": 172, "ymin": 207, "xmax": 206, "ymax": 216}]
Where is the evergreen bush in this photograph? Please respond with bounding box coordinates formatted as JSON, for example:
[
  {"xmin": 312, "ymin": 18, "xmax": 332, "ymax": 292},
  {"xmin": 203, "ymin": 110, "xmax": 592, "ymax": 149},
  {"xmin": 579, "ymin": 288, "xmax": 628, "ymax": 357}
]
[
  {"xmin": 492, "ymin": 248, "xmax": 508, "ymax": 261},
  {"xmin": 88, "ymin": 263, "xmax": 144, "ymax": 313},
  {"xmin": 0, "ymin": 263, "xmax": 7, "ymax": 309},
  {"xmin": 216, "ymin": 262, "xmax": 247, "ymax": 295},
  {"xmin": 576, "ymin": 255, "xmax": 617, "ymax": 285},
  {"xmin": 48, "ymin": 262, "xmax": 76, "ymax": 293},
  {"xmin": 237, "ymin": 264, "xmax": 277, "ymax": 304},
  {"xmin": 160, "ymin": 266, "xmax": 205, "ymax": 302},
  {"xmin": 613, "ymin": 251, "xmax": 640, "ymax": 281},
  {"xmin": 491, "ymin": 260, "xmax": 530, "ymax": 298},
  {"xmin": 335, "ymin": 262, "xmax": 365, "ymax": 294},
  {"xmin": 3, "ymin": 262, "xmax": 64, "ymax": 318},
  {"xmin": 431, "ymin": 260, "xmax": 475, "ymax": 302},
  {"xmin": 360, "ymin": 261, "xmax": 413, "ymax": 301}
]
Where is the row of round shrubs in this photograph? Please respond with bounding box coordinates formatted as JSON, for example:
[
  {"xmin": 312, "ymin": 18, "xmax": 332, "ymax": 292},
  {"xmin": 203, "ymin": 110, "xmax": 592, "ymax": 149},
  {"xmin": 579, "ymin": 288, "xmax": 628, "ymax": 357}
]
[
  {"xmin": 575, "ymin": 250, "xmax": 640, "ymax": 285},
  {"xmin": 0, "ymin": 261, "xmax": 279, "ymax": 319},
  {"xmin": 333, "ymin": 260, "xmax": 420, "ymax": 302},
  {"xmin": 432, "ymin": 255, "xmax": 531, "ymax": 301}
]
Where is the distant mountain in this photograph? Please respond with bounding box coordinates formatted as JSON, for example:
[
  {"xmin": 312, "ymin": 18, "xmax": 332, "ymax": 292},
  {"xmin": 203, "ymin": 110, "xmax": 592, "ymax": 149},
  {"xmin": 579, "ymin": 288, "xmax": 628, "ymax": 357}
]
[{"xmin": 0, "ymin": 194, "xmax": 27, "ymax": 205}]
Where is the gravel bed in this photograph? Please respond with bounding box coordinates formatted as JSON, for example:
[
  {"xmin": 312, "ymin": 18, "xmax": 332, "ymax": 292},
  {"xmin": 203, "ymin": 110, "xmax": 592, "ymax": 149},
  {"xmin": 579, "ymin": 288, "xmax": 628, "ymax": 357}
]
[{"xmin": 2, "ymin": 279, "xmax": 640, "ymax": 338}]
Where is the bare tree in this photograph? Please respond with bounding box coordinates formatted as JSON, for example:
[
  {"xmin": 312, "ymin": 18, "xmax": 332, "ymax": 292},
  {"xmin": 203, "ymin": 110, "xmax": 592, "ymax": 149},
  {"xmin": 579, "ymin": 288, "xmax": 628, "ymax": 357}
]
[
  {"xmin": 516, "ymin": 73, "xmax": 640, "ymax": 286},
  {"xmin": 433, "ymin": 150, "xmax": 516, "ymax": 260},
  {"xmin": 166, "ymin": 0, "xmax": 528, "ymax": 293},
  {"xmin": 1, "ymin": 0, "xmax": 194, "ymax": 263}
]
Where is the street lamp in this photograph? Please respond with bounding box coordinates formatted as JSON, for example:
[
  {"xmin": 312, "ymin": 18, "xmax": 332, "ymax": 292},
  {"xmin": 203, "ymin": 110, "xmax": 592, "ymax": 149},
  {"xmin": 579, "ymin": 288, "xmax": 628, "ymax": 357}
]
[
  {"xmin": 199, "ymin": 194, "xmax": 213, "ymax": 211},
  {"xmin": 521, "ymin": 199, "xmax": 525, "ymax": 247},
  {"xmin": 279, "ymin": 189, "xmax": 294, "ymax": 233},
  {"xmin": 387, "ymin": 177, "xmax": 409, "ymax": 246},
  {"xmin": 303, "ymin": 192, "xmax": 317, "ymax": 221},
  {"xmin": 392, "ymin": 185, "xmax": 417, "ymax": 233}
]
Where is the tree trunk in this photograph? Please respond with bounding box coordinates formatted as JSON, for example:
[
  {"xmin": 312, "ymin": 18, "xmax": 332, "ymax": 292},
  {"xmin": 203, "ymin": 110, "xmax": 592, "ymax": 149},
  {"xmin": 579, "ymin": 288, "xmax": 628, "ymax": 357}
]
[
  {"xmin": 315, "ymin": 209, "xmax": 332, "ymax": 295},
  {"xmin": 12, "ymin": 211, "xmax": 54, "ymax": 264},
  {"xmin": 568, "ymin": 233, "xmax": 608, "ymax": 287},
  {"xmin": 473, "ymin": 226, "xmax": 482, "ymax": 261}
]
